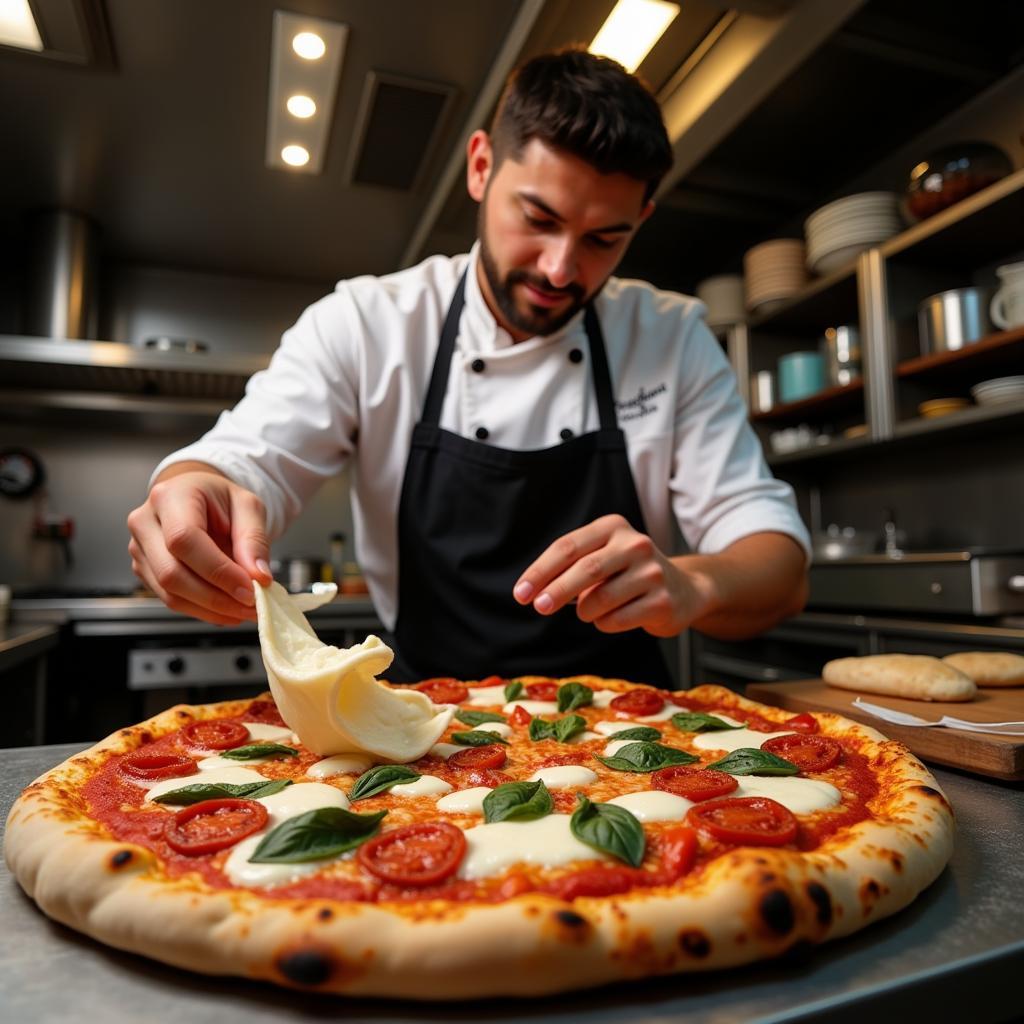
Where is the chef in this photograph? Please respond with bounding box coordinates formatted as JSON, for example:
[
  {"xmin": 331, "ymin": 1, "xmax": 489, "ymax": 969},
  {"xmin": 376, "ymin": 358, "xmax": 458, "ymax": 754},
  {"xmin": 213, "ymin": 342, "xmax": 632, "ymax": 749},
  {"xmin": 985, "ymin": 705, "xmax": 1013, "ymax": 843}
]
[{"xmin": 127, "ymin": 48, "xmax": 810, "ymax": 687}]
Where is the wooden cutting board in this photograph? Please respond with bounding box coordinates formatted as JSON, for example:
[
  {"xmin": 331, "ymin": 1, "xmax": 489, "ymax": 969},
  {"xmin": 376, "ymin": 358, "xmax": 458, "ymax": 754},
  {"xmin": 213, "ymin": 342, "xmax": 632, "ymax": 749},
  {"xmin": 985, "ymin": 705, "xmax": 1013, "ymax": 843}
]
[{"xmin": 747, "ymin": 679, "xmax": 1024, "ymax": 781}]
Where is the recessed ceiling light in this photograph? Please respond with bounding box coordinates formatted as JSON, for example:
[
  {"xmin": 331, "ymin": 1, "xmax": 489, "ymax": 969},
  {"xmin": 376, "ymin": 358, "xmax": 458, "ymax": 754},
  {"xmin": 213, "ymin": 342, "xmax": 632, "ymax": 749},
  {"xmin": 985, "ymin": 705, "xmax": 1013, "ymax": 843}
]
[
  {"xmin": 292, "ymin": 31, "xmax": 325, "ymax": 60},
  {"xmin": 286, "ymin": 94, "xmax": 317, "ymax": 119},
  {"xmin": 0, "ymin": 0, "xmax": 44, "ymax": 51},
  {"xmin": 281, "ymin": 144, "xmax": 310, "ymax": 167},
  {"xmin": 589, "ymin": 0, "xmax": 679, "ymax": 73}
]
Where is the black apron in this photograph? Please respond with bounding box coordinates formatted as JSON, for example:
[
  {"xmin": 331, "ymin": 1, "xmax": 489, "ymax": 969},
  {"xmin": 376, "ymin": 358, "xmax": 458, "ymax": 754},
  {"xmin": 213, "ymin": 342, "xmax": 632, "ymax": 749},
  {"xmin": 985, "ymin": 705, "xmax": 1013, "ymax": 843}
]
[{"xmin": 391, "ymin": 272, "xmax": 672, "ymax": 687}]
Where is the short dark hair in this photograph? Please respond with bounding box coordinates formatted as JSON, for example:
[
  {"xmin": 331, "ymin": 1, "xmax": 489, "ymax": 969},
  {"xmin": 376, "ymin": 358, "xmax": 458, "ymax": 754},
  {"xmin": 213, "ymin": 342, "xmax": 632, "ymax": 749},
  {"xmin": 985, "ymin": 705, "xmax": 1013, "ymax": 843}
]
[{"xmin": 489, "ymin": 47, "xmax": 673, "ymax": 203}]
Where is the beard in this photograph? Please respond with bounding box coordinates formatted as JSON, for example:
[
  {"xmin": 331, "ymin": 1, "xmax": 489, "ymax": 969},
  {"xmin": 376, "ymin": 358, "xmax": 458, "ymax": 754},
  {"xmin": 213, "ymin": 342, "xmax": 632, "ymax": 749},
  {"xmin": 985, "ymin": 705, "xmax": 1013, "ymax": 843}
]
[{"xmin": 478, "ymin": 217, "xmax": 590, "ymax": 338}]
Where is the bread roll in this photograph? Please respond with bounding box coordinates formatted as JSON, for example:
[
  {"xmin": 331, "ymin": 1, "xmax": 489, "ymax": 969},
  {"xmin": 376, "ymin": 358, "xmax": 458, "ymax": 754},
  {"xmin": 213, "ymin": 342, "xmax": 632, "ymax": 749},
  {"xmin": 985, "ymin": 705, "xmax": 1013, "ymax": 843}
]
[
  {"xmin": 823, "ymin": 654, "xmax": 976, "ymax": 702},
  {"xmin": 942, "ymin": 651, "xmax": 1024, "ymax": 688}
]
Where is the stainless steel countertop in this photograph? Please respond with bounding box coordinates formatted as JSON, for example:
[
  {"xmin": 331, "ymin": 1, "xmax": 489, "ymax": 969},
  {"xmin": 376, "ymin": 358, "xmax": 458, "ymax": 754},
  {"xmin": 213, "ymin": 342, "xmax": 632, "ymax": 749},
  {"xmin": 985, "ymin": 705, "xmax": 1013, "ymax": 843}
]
[
  {"xmin": 0, "ymin": 623, "xmax": 60, "ymax": 673},
  {"xmin": 2, "ymin": 743, "xmax": 1022, "ymax": 1024}
]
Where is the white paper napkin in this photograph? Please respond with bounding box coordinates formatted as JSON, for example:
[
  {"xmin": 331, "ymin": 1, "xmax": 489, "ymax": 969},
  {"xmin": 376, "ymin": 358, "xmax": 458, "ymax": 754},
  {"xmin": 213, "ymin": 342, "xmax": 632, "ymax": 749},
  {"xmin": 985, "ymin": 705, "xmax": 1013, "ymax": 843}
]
[{"xmin": 851, "ymin": 698, "xmax": 1024, "ymax": 736}]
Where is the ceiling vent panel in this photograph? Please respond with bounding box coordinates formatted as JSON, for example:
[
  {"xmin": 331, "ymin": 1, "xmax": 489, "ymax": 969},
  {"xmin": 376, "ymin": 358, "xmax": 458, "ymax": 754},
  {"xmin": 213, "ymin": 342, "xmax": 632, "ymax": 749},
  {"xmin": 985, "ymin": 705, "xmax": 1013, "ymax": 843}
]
[{"xmin": 348, "ymin": 72, "xmax": 457, "ymax": 191}]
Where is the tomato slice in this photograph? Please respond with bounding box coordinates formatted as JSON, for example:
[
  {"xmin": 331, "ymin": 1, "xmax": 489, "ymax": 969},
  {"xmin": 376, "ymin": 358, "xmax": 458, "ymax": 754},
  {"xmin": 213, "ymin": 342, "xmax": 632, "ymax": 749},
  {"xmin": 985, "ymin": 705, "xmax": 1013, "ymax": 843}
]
[
  {"xmin": 357, "ymin": 822, "xmax": 466, "ymax": 886},
  {"xmin": 165, "ymin": 798, "xmax": 269, "ymax": 856},
  {"xmin": 509, "ymin": 705, "xmax": 532, "ymax": 727},
  {"xmin": 415, "ymin": 678, "xmax": 469, "ymax": 704},
  {"xmin": 651, "ymin": 765, "xmax": 738, "ymax": 802},
  {"xmin": 475, "ymin": 675, "xmax": 504, "ymax": 688},
  {"xmin": 545, "ymin": 865, "xmax": 646, "ymax": 900},
  {"xmin": 120, "ymin": 752, "xmax": 198, "ymax": 781},
  {"xmin": 687, "ymin": 796, "xmax": 798, "ymax": 847},
  {"xmin": 448, "ymin": 745, "xmax": 507, "ymax": 770},
  {"xmin": 610, "ymin": 689, "xmax": 665, "ymax": 717},
  {"xmin": 653, "ymin": 825, "xmax": 698, "ymax": 880},
  {"xmin": 182, "ymin": 720, "xmax": 250, "ymax": 751},
  {"xmin": 525, "ymin": 681, "xmax": 559, "ymax": 701},
  {"xmin": 784, "ymin": 712, "xmax": 819, "ymax": 734},
  {"xmin": 761, "ymin": 733, "xmax": 841, "ymax": 772}
]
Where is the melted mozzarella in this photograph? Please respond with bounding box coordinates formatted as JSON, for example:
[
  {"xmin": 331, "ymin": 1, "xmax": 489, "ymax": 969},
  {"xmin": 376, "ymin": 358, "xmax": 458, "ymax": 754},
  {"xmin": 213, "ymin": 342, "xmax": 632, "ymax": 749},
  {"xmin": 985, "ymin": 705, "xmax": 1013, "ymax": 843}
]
[
  {"xmin": 567, "ymin": 730, "xmax": 601, "ymax": 744},
  {"xmin": 198, "ymin": 753, "xmax": 274, "ymax": 769},
  {"xmin": 254, "ymin": 581, "xmax": 453, "ymax": 760},
  {"xmin": 734, "ymin": 776, "xmax": 841, "ymax": 814},
  {"xmin": 590, "ymin": 690, "xmax": 619, "ymax": 709},
  {"xmin": 526, "ymin": 765, "xmax": 599, "ymax": 789},
  {"xmin": 459, "ymin": 814, "xmax": 608, "ymax": 879},
  {"xmin": 465, "ymin": 684, "xmax": 508, "ymax": 706},
  {"xmin": 306, "ymin": 754, "xmax": 374, "ymax": 779},
  {"xmin": 603, "ymin": 738, "xmax": 637, "ymax": 757},
  {"xmin": 606, "ymin": 791, "xmax": 693, "ymax": 821},
  {"xmin": 594, "ymin": 720, "xmax": 648, "ymax": 737},
  {"xmin": 429, "ymin": 742, "xmax": 463, "ymax": 759},
  {"xmin": 243, "ymin": 723, "xmax": 295, "ymax": 743},
  {"xmin": 503, "ymin": 700, "xmax": 558, "ymax": 716},
  {"xmin": 691, "ymin": 727, "xmax": 794, "ymax": 752},
  {"xmin": 142, "ymin": 766, "xmax": 266, "ymax": 799},
  {"xmin": 472, "ymin": 722, "xmax": 512, "ymax": 739},
  {"xmin": 390, "ymin": 775, "xmax": 453, "ymax": 798},
  {"xmin": 436, "ymin": 787, "xmax": 491, "ymax": 814},
  {"xmin": 635, "ymin": 704, "xmax": 678, "ymax": 723}
]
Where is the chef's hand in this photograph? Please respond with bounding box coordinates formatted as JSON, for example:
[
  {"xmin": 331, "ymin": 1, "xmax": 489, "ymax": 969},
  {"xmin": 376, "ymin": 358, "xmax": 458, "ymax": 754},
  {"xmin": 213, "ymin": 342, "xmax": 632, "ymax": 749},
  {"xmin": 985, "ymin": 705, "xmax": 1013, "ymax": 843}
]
[
  {"xmin": 127, "ymin": 462, "xmax": 273, "ymax": 626},
  {"xmin": 512, "ymin": 514, "xmax": 711, "ymax": 637}
]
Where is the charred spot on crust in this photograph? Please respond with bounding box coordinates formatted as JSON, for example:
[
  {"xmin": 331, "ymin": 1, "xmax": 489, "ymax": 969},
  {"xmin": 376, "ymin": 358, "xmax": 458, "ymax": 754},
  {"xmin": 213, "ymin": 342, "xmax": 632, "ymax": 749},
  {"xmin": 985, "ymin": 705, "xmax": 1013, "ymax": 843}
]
[
  {"xmin": 760, "ymin": 889, "xmax": 795, "ymax": 936},
  {"xmin": 678, "ymin": 929, "xmax": 711, "ymax": 958},
  {"xmin": 109, "ymin": 849, "xmax": 134, "ymax": 869},
  {"xmin": 888, "ymin": 851, "xmax": 904, "ymax": 873},
  {"xmin": 276, "ymin": 948, "xmax": 336, "ymax": 987},
  {"xmin": 317, "ymin": 907, "xmax": 334, "ymax": 922},
  {"xmin": 139, "ymin": 731, "xmax": 153, "ymax": 744},
  {"xmin": 176, "ymin": 710, "xmax": 191, "ymax": 719},
  {"xmin": 555, "ymin": 909, "xmax": 588, "ymax": 929},
  {"xmin": 862, "ymin": 878, "xmax": 883, "ymax": 901},
  {"xmin": 759, "ymin": 872, "xmax": 777, "ymax": 884},
  {"xmin": 915, "ymin": 785, "xmax": 942, "ymax": 798},
  {"xmin": 806, "ymin": 882, "xmax": 832, "ymax": 927}
]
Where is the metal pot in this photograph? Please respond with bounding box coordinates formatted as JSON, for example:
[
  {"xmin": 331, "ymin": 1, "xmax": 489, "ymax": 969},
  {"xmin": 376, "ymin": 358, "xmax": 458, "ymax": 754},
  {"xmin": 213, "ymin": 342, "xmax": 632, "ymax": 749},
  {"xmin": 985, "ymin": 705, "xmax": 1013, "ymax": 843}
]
[
  {"xmin": 918, "ymin": 287, "xmax": 992, "ymax": 355},
  {"xmin": 812, "ymin": 525, "xmax": 877, "ymax": 561},
  {"xmin": 273, "ymin": 556, "xmax": 325, "ymax": 592}
]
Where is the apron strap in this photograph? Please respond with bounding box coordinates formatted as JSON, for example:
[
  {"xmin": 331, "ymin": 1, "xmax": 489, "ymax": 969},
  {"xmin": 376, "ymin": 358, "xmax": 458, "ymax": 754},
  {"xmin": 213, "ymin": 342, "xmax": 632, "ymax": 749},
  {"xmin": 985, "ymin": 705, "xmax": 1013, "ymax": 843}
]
[{"xmin": 583, "ymin": 302, "xmax": 618, "ymax": 431}]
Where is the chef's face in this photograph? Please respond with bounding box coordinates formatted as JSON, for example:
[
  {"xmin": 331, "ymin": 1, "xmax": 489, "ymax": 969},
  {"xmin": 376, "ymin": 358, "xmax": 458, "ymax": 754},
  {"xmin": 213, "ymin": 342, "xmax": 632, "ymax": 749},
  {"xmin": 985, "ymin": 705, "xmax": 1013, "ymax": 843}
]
[{"xmin": 467, "ymin": 131, "xmax": 654, "ymax": 341}]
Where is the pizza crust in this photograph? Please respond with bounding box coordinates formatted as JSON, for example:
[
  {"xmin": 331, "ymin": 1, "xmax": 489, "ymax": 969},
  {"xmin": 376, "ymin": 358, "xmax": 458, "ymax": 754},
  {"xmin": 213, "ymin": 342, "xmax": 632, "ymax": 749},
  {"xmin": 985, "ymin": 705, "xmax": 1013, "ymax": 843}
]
[{"xmin": 4, "ymin": 683, "xmax": 955, "ymax": 1000}]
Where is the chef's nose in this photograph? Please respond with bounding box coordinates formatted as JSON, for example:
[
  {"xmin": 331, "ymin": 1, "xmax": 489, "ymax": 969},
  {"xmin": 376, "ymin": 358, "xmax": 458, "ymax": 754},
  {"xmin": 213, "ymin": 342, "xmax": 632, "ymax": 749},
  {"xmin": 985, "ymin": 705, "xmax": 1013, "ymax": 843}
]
[{"xmin": 538, "ymin": 238, "xmax": 577, "ymax": 289}]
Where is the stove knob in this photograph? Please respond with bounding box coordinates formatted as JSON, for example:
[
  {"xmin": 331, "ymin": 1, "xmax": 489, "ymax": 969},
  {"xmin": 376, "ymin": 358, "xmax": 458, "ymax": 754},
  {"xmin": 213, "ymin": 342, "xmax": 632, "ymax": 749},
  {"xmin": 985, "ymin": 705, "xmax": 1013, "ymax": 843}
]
[
  {"xmin": 167, "ymin": 656, "xmax": 186, "ymax": 676},
  {"xmin": 235, "ymin": 654, "xmax": 252, "ymax": 673}
]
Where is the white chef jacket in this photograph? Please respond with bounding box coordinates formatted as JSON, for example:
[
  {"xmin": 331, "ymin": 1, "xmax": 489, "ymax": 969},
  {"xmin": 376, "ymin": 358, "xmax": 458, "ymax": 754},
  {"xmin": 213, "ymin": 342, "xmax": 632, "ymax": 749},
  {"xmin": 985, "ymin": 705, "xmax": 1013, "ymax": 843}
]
[{"xmin": 154, "ymin": 243, "xmax": 810, "ymax": 630}]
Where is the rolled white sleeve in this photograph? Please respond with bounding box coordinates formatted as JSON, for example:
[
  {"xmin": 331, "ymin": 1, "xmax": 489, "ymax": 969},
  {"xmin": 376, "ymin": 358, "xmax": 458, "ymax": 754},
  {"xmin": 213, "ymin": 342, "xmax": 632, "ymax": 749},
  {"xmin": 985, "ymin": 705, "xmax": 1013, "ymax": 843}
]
[
  {"xmin": 151, "ymin": 290, "xmax": 361, "ymax": 539},
  {"xmin": 669, "ymin": 316, "xmax": 811, "ymax": 562}
]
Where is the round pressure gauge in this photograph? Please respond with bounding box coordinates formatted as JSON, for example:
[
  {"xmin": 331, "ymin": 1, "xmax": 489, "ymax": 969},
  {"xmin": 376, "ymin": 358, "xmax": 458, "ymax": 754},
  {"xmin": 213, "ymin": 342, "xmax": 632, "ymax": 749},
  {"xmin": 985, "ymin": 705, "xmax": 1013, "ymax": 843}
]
[{"xmin": 0, "ymin": 448, "xmax": 45, "ymax": 499}]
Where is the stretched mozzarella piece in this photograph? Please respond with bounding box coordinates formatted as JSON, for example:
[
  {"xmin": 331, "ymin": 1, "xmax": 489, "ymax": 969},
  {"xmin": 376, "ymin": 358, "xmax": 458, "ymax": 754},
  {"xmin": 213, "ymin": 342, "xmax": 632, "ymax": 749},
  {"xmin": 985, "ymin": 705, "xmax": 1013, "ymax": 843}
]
[
  {"xmin": 390, "ymin": 775, "xmax": 453, "ymax": 798},
  {"xmin": 473, "ymin": 722, "xmax": 512, "ymax": 739},
  {"xmin": 606, "ymin": 791, "xmax": 693, "ymax": 821},
  {"xmin": 734, "ymin": 776, "xmax": 841, "ymax": 814},
  {"xmin": 527, "ymin": 765, "xmax": 598, "ymax": 789},
  {"xmin": 691, "ymin": 727, "xmax": 794, "ymax": 753},
  {"xmin": 307, "ymin": 754, "xmax": 374, "ymax": 779},
  {"xmin": 142, "ymin": 766, "xmax": 266, "ymax": 799},
  {"xmin": 254, "ymin": 581, "xmax": 453, "ymax": 760},
  {"xmin": 243, "ymin": 723, "xmax": 297, "ymax": 743},
  {"xmin": 436, "ymin": 787, "xmax": 491, "ymax": 814}
]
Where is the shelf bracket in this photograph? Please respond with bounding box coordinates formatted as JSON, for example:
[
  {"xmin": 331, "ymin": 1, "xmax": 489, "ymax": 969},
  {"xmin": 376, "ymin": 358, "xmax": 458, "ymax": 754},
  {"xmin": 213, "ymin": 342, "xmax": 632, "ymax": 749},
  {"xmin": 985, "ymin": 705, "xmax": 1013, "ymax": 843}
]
[{"xmin": 859, "ymin": 249, "xmax": 895, "ymax": 441}]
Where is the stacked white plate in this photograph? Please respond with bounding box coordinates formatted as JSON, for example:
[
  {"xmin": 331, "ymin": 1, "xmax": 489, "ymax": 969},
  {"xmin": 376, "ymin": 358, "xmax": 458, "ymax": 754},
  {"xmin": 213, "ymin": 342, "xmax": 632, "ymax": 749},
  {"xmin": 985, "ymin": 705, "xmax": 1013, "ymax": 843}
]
[
  {"xmin": 696, "ymin": 274, "xmax": 745, "ymax": 328},
  {"xmin": 743, "ymin": 239, "xmax": 807, "ymax": 313},
  {"xmin": 804, "ymin": 192, "xmax": 902, "ymax": 276},
  {"xmin": 970, "ymin": 376, "xmax": 1024, "ymax": 406}
]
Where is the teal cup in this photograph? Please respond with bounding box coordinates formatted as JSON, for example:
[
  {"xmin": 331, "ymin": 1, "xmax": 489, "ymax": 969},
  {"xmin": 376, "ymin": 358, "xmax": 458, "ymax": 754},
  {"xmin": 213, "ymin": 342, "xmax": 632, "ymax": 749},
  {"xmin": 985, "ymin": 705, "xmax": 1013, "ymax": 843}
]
[{"xmin": 778, "ymin": 351, "xmax": 826, "ymax": 403}]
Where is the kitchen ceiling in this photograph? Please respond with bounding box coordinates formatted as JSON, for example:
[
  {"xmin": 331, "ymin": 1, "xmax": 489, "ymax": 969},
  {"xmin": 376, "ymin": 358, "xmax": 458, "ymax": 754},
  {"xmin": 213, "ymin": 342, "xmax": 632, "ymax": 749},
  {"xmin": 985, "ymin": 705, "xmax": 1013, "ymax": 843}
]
[{"xmin": 0, "ymin": 0, "xmax": 1021, "ymax": 298}]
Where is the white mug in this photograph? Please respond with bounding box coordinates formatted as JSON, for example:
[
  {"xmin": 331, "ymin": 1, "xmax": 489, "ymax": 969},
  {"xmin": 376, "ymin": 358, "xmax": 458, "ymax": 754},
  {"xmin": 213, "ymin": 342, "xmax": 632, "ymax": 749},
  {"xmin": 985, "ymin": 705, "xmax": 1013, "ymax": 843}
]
[{"xmin": 990, "ymin": 261, "xmax": 1024, "ymax": 330}]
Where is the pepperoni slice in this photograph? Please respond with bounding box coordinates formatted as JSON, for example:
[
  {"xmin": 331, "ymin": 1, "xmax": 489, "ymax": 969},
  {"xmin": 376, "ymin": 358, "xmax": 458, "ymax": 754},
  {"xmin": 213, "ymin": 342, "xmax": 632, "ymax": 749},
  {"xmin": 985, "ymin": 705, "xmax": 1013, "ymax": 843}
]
[
  {"xmin": 784, "ymin": 712, "xmax": 820, "ymax": 735},
  {"xmin": 761, "ymin": 733, "xmax": 841, "ymax": 772},
  {"xmin": 687, "ymin": 796, "xmax": 798, "ymax": 847},
  {"xmin": 652, "ymin": 826, "xmax": 698, "ymax": 880},
  {"xmin": 357, "ymin": 822, "xmax": 466, "ymax": 886},
  {"xmin": 165, "ymin": 798, "xmax": 269, "ymax": 856},
  {"xmin": 448, "ymin": 745, "xmax": 507, "ymax": 770},
  {"xmin": 509, "ymin": 705, "xmax": 532, "ymax": 727},
  {"xmin": 610, "ymin": 689, "xmax": 665, "ymax": 717},
  {"xmin": 651, "ymin": 765, "xmax": 738, "ymax": 802},
  {"xmin": 243, "ymin": 700, "xmax": 287, "ymax": 726},
  {"xmin": 415, "ymin": 678, "xmax": 469, "ymax": 705},
  {"xmin": 120, "ymin": 752, "xmax": 198, "ymax": 781},
  {"xmin": 525, "ymin": 681, "xmax": 558, "ymax": 701},
  {"xmin": 182, "ymin": 720, "xmax": 250, "ymax": 751}
]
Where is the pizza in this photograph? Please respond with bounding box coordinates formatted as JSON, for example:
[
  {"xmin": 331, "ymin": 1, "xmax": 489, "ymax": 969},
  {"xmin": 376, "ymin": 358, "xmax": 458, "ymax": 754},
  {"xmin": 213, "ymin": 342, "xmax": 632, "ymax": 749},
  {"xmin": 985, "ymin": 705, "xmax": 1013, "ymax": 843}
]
[{"xmin": 4, "ymin": 587, "xmax": 955, "ymax": 1001}]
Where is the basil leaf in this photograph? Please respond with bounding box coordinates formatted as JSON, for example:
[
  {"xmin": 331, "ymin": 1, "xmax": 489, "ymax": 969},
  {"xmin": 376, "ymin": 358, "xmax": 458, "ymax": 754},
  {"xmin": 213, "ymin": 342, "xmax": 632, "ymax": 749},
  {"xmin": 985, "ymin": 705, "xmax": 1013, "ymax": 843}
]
[
  {"xmin": 349, "ymin": 764, "xmax": 421, "ymax": 800},
  {"xmin": 221, "ymin": 742, "xmax": 299, "ymax": 761},
  {"xmin": 248, "ymin": 807, "xmax": 387, "ymax": 864},
  {"xmin": 557, "ymin": 682, "xmax": 594, "ymax": 713},
  {"xmin": 706, "ymin": 748, "xmax": 799, "ymax": 776},
  {"xmin": 151, "ymin": 779, "xmax": 293, "ymax": 805},
  {"xmin": 529, "ymin": 718, "xmax": 553, "ymax": 741},
  {"xmin": 608, "ymin": 726, "xmax": 662, "ymax": 742},
  {"xmin": 671, "ymin": 711, "xmax": 743, "ymax": 733},
  {"xmin": 504, "ymin": 680, "xmax": 524, "ymax": 702},
  {"xmin": 554, "ymin": 714, "xmax": 587, "ymax": 743},
  {"xmin": 595, "ymin": 741, "xmax": 699, "ymax": 773},
  {"xmin": 570, "ymin": 794, "xmax": 645, "ymax": 868},
  {"xmin": 455, "ymin": 709, "xmax": 507, "ymax": 728},
  {"xmin": 482, "ymin": 781, "xmax": 553, "ymax": 823},
  {"xmin": 452, "ymin": 729, "xmax": 509, "ymax": 747}
]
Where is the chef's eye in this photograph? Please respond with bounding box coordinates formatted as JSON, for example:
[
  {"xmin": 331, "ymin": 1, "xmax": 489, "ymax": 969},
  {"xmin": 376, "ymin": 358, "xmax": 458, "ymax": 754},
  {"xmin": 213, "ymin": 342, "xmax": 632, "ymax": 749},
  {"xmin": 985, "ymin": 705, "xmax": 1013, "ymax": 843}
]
[
  {"xmin": 587, "ymin": 235, "xmax": 616, "ymax": 250},
  {"xmin": 524, "ymin": 213, "xmax": 554, "ymax": 230}
]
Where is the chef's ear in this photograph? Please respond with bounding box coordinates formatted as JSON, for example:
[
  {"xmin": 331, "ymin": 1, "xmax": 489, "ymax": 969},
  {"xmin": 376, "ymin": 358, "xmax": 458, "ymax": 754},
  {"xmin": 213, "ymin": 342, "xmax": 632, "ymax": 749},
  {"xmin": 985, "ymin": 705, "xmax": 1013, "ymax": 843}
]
[
  {"xmin": 466, "ymin": 130, "xmax": 493, "ymax": 202},
  {"xmin": 638, "ymin": 199, "xmax": 656, "ymax": 224}
]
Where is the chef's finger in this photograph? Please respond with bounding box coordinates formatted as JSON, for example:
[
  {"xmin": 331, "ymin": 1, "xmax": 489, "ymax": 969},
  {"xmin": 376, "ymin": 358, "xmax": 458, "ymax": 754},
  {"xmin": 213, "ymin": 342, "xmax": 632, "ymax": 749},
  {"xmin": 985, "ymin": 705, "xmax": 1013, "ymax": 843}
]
[
  {"xmin": 151, "ymin": 484, "xmax": 258, "ymax": 606},
  {"xmin": 513, "ymin": 514, "xmax": 625, "ymax": 607},
  {"xmin": 591, "ymin": 591, "xmax": 667, "ymax": 635},
  {"xmin": 526, "ymin": 541, "xmax": 637, "ymax": 616},
  {"xmin": 130, "ymin": 512, "xmax": 258, "ymax": 621},
  {"xmin": 129, "ymin": 547, "xmax": 245, "ymax": 627},
  {"xmin": 229, "ymin": 488, "xmax": 273, "ymax": 584},
  {"xmin": 574, "ymin": 565, "xmax": 653, "ymax": 624}
]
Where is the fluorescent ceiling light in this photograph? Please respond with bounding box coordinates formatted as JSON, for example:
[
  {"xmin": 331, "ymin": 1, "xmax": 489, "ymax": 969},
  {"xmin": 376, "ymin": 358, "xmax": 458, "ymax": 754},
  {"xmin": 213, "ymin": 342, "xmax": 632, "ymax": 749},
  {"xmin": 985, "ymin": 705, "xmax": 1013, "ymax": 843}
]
[
  {"xmin": 266, "ymin": 11, "xmax": 348, "ymax": 175},
  {"xmin": 589, "ymin": 0, "xmax": 679, "ymax": 73},
  {"xmin": 0, "ymin": 0, "xmax": 44, "ymax": 51}
]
